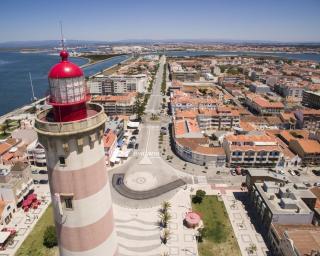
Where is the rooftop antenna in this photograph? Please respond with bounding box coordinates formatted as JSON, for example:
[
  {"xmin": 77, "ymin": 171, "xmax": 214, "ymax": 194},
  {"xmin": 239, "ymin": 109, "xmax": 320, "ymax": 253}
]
[
  {"xmin": 60, "ymin": 21, "xmax": 65, "ymax": 50},
  {"xmin": 29, "ymin": 72, "xmax": 37, "ymax": 102}
]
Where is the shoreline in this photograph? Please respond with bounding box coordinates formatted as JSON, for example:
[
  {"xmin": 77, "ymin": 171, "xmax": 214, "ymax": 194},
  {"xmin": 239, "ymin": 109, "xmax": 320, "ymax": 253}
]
[{"xmin": 0, "ymin": 55, "xmax": 132, "ymax": 122}]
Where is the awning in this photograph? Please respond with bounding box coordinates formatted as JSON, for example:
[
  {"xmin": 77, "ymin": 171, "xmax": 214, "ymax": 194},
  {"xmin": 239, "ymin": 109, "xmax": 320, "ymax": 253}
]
[
  {"xmin": 127, "ymin": 121, "xmax": 139, "ymax": 128},
  {"xmin": 110, "ymin": 148, "xmax": 120, "ymax": 163},
  {"xmin": 0, "ymin": 231, "xmax": 11, "ymax": 244}
]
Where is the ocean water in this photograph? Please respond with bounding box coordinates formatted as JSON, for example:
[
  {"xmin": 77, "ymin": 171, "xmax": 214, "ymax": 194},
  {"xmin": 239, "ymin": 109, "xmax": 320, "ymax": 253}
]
[{"xmin": 0, "ymin": 52, "xmax": 128, "ymax": 116}]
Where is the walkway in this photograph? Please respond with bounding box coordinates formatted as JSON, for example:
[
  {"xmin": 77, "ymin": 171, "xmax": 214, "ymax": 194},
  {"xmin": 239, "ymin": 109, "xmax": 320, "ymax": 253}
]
[{"xmin": 112, "ymin": 173, "xmax": 186, "ymax": 200}]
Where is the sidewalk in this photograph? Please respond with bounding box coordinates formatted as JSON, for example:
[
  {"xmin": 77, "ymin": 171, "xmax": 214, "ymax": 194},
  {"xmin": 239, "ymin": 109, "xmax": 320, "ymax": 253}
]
[{"xmin": 2, "ymin": 184, "xmax": 51, "ymax": 255}]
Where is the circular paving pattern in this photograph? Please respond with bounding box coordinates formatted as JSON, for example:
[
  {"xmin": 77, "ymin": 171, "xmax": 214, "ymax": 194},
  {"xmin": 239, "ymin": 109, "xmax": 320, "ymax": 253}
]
[{"xmin": 124, "ymin": 171, "xmax": 158, "ymax": 191}]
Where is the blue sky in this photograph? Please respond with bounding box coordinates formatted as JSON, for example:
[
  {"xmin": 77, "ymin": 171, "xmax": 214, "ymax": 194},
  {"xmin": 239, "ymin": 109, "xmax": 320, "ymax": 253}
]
[{"xmin": 0, "ymin": 0, "xmax": 320, "ymax": 42}]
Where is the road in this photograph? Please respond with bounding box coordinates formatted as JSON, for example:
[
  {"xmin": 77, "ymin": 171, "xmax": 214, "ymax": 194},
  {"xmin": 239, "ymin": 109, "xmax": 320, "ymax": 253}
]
[{"xmin": 146, "ymin": 55, "xmax": 166, "ymax": 113}]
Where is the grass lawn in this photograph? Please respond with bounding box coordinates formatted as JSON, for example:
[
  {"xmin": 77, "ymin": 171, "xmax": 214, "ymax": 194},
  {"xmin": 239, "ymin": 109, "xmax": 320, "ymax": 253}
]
[
  {"xmin": 16, "ymin": 204, "xmax": 58, "ymax": 256},
  {"xmin": 192, "ymin": 195, "xmax": 241, "ymax": 256}
]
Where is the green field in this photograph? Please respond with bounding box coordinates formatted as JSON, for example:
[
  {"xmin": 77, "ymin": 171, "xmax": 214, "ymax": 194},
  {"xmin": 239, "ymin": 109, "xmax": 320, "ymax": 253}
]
[
  {"xmin": 192, "ymin": 195, "xmax": 241, "ymax": 256},
  {"xmin": 16, "ymin": 205, "xmax": 58, "ymax": 256}
]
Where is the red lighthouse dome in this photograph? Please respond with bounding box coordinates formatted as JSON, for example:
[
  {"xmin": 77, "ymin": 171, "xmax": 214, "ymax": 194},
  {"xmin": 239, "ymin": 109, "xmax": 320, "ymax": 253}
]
[
  {"xmin": 48, "ymin": 51, "xmax": 83, "ymax": 79},
  {"xmin": 48, "ymin": 50, "xmax": 88, "ymax": 122}
]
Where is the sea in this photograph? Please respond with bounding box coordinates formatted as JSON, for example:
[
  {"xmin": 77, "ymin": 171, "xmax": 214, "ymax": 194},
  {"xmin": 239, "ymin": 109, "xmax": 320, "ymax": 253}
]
[
  {"xmin": 0, "ymin": 50, "xmax": 319, "ymax": 116},
  {"xmin": 0, "ymin": 52, "xmax": 128, "ymax": 116}
]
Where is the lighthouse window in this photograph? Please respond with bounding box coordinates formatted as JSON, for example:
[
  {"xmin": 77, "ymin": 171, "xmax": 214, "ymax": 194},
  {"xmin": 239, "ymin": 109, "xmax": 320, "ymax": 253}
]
[
  {"xmin": 59, "ymin": 157, "xmax": 66, "ymax": 166},
  {"xmin": 61, "ymin": 194, "xmax": 74, "ymax": 210},
  {"xmin": 65, "ymin": 198, "xmax": 73, "ymax": 210}
]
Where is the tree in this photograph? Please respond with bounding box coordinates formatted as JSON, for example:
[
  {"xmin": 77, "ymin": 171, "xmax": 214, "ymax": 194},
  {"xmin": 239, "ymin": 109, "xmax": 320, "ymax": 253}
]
[
  {"xmin": 133, "ymin": 93, "xmax": 145, "ymax": 119},
  {"xmin": 161, "ymin": 229, "xmax": 170, "ymax": 244},
  {"xmin": 192, "ymin": 189, "xmax": 206, "ymax": 204},
  {"xmin": 161, "ymin": 201, "xmax": 171, "ymax": 212},
  {"xmin": 43, "ymin": 225, "xmax": 58, "ymax": 248},
  {"xmin": 159, "ymin": 211, "xmax": 171, "ymax": 228},
  {"xmin": 197, "ymin": 227, "xmax": 208, "ymax": 242}
]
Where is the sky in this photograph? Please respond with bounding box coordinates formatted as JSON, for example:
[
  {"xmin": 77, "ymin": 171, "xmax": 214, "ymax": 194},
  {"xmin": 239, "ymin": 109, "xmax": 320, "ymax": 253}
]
[{"xmin": 0, "ymin": 0, "xmax": 320, "ymax": 43}]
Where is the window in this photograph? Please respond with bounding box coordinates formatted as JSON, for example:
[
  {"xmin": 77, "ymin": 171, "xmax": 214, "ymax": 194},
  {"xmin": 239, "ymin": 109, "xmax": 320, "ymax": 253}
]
[
  {"xmin": 60, "ymin": 195, "xmax": 73, "ymax": 210},
  {"xmin": 65, "ymin": 198, "xmax": 73, "ymax": 209},
  {"xmin": 59, "ymin": 157, "xmax": 66, "ymax": 166}
]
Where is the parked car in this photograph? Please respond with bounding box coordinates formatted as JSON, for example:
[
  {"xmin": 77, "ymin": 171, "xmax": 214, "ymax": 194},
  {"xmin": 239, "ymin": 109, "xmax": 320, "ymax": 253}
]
[
  {"xmin": 231, "ymin": 170, "xmax": 236, "ymax": 176},
  {"xmin": 127, "ymin": 143, "xmax": 134, "ymax": 149},
  {"xmin": 314, "ymin": 182, "xmax": 320, "ymax": 187},
  {"xmin": 278, "ymin": 170, "xmax": 285, "ymax": 175},
  {"xmin": 160, "ymin": 127, "xmax": 167, "ymax": 135},
  {"xmin": 294, "ymin": 170, "xmax": 301, "ymax": 176},
  {"xmin": 31, "ymin": 170, "xmax": 38, "ymax": 174},
  {"xmin": 33, "ymin": 180, "xmax": 39, "ymax": 184},
  {"xmin": 38, "ymin": 170, "xmax": 48, "ymax": 175},
  {"xmin": 39, "ymin": 180, "xmax": 48, "ymax": 184},
  {"xmin": 303, "ymin": 182, "xmax": 312, "ymax": 187},
  {"xmin": 132, "ymin": 129, "xmax": 139, "ymax": 135},
  {"xmin": 288, "ymin": 170, "xmax": 295, "ymax": 176},
  {"xmin": 312, "ymin": 170, "xmax": 320, "ymax": 176},
  {"xmin": 135, "ymin": 143, "xmax": 139, "ymax": 149}
]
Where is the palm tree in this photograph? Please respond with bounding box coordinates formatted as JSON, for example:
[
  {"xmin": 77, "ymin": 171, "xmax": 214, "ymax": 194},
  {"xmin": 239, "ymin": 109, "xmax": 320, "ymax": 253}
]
[
  {"xmin": 161, "ymin": 201, "xmax": 171, "ymax": 212},
  {"xmin": 159, "ymin": 211, "xmax": 171, "ymax": 228},
  {"xmin": 161, "ymin": 229, "xmax": 170, "ymax": 244}
]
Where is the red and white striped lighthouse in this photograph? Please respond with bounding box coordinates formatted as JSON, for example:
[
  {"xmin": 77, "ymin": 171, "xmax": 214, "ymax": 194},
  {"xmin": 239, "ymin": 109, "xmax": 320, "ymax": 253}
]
[{"xmin": 35, "ymin": 50, "xmax": 118, "ymax": 256}]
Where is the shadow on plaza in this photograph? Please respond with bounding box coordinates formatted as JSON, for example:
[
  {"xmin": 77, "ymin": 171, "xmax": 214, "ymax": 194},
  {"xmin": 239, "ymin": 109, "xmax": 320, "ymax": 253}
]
[{"xmin": 233, "ymin": 191, "xmax": 274, "ymax": 256}]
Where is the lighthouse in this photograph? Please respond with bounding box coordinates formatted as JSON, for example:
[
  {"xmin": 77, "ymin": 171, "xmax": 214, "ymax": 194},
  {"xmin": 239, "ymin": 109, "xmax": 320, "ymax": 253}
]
[{"xmin": 34, "ymin": 50, "xmax": 118, "ymax": 256}]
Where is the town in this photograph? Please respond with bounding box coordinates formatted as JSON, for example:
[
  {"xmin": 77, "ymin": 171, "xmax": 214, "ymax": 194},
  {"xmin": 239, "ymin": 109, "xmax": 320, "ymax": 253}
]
[{"xmin": 0, "ymin": 41, "xmax": 319, "ymax": 256}]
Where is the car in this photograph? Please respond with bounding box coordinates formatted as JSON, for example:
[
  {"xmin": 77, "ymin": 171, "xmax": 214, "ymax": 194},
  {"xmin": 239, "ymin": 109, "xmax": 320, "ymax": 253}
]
[
  {"xmin": 303, "ymin": 182, "xmax": 312, "ymax": 187},
  {"xmin": 132, "ymin": 129, "xmax": 139, "ymax": 135},
  {"xmin": 130, "ymin": 136, "xmax": 136, "ymax": 141},
  {"xmin": 135, "ymin": 143, "xmax": 139, "ymax": 149},
  {"xmin": 33, "ymin": 180, "xmax": 39, "ymax": 184},
  {"xmin": 38, "ymin": 170, "xmax": 48, "ymax": 174},
  {"xmin": 314, "ymin": 182, "xmax": 320, "ymax": 187},
  {"xmin": 39, "ymin": 180, "xmax": 48, "ymax": 184},
  {"xmin": 294, "ymin": 170, "xmax": 301, "ymax": 176},
  {"xmin": 278, "ymin": 170, "xmax": 285, "ymax": 175},
  {"xmin": 288, "ymin": 170, "xmax": 296, "ymax": 176},
  {"xmin": 312, "ymin": 170, "xmax": 320, "ymax": 176},
  {"xmin": 127, "ymin": 143, "xmax": 134, "ymax": 149},
  {"xmin": 216, "ymin": 170, "xmax": 221, "ymax": 175},
  {"xmin": 31, "ymin": 170, "xmax": 38, "ymax": 174},
  {"xmin": 231, "ymin": 170, "xmax": 236, "ymax": 176}
]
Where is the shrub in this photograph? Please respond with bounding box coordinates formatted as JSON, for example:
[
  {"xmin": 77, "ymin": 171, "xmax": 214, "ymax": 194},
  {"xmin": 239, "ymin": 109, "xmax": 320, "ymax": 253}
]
[{"xmin": 43, "ymin": 226, "xmax": 57, "ymax": 248}]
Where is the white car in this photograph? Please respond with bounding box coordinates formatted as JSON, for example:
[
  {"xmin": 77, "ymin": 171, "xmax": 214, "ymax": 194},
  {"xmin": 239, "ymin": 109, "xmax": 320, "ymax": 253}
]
[
  {"xmin": 314, "ymin": 182, "xmax": 320, "ymax": 187},
  {"xmin": 288, "ymin": 170, "xmax": 295, "ymax": 176},
  {"xmin": 278, "ymin": 170, "xmax": 285, "ymax": 175}
]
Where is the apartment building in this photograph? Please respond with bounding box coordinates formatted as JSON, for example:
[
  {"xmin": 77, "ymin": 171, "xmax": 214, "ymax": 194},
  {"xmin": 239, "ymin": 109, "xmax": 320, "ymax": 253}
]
[
  {"xmin": 26, "ymin": 140, "xmax": 46, "ymax": 167},
  {"xmin": 197, "ymin": 107, "xmax": 240, "ymax": 131},
  {"xmin": 174, "ymin": 137, "xmax": 226, "ymax": 167},
  {"xmin": 269, "ymin": 224, "xmax": 320, "ymax": 256},
  {"xmin": 91, "ymin": 92, "xmax": 136, "ymax": 116},
  {"xmin": 223, "ymin": 133, "xmax": 283, "ymax": 167},
  {"xmin": 289, "ymin": 139, "xmax": 320, "ymax": 166},
  {"xmin": 170, "ymin": 94, "xmax": 219, "ymax": 114},
  {"xmin": 245, "ymin": 94, "xmax": 284, "ymax": 115},
  {"xmin": 88, "ymin": 74, "xmax": 147, "ymax": 94},
  {"xmin": 249, "ymin": 82, "xmax": 270, "ymax": 94},
  {"xmin": 295, "ymin": 109, "xmax": 320, "ymax": 130},
  {"xmin": 172, "ymin": 120, "xmax": 226, "ymax": 166},
  {"xmin": 302, "ymin": 90, "xmax": 320, "ymax": 109},
  {"xmin": 249, "ymin": 181, "xmax": 315, "ymax": 230},
  {"xmin": 0, "ymin": 162, "xmax": 34, "ymax": 206},
  {"xmin": 274, "ymin": 81, "xmax": 305, "ymax": 99}
]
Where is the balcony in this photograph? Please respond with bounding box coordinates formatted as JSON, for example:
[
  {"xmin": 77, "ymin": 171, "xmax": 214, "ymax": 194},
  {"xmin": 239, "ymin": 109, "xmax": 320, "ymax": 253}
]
[{"xmin": 35, "ymin": 103, "xmax": 107, "ymax": 136}]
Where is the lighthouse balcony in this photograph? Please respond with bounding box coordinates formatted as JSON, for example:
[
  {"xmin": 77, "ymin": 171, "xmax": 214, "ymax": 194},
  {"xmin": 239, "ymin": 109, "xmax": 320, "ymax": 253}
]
[{"xmin": 34, "ymin": 103, "xmax": 106, "ymax": 135}]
